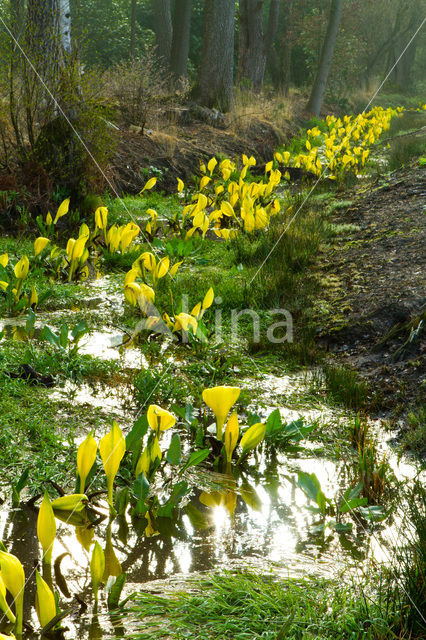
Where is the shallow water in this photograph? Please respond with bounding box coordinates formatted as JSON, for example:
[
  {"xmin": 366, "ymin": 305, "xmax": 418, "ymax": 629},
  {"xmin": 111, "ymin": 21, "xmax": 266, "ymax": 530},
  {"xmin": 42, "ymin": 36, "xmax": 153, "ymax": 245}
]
[
  {"xmin": 0, "ymin": 397, "xmax": 422, "ymax": 639},
  {"xmin": 1, "ymin": 278, "xmax": 423, "ymax": 639}
]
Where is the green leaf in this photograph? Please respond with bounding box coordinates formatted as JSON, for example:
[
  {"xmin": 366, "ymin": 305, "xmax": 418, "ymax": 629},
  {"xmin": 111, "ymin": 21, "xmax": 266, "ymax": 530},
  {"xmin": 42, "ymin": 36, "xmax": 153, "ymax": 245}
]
[
  {"xmin": 184, "ymin": 504, "xmax": 208, "ymax": 530},
  {"xmin": 71, "ymin": 320, "xmax": 89, "ymax": 342},
  {"xmin": 107, "ymin": 572, "xmax": 126, "ymax": 610},
  {"xmin": 358, "ymin": 505, "xmax": 390, "ymax": 522},
  {"xmin": 343, "ymin": 482, "xmax": 363, "ymax": 502},
  {"xmin": 297, "ymin": 471, "xmax": 321, "ymax": 503},
  {"xmin": 59, "ymin": 323, "xmax": 69, "ymax": 348},
  {"xmin": 316, "ymin": 490, "xmax": 327, "ymax": 515},
  {"xmin": 265, "ymin": 408, "xmax": 282, "ymax": 435},
  {"xmin": 40, "ymin": 325, "xmax": 62, "ymax": 349},
  {"xmin": 340, "ymin": 497, "xmax": 368, "ymax": 514},
  {"xmin": 166, "ymin": 434, "xmax": 181, "ymax": 466},
  {"xmin": 332, "ymin": 522, "xmax": 353, "ymax": 533},
  {"xmin": 180, "ymin": 449, "xmax": 210, "ymax": 473},
  {"xmin": 240, "ymin": 481, "xmax": 263, "ymax": 511},
  {"xmin": 126, "ymin": 415, "xmax": 148, "ymax": 462},
  {"xmin": 25, "ymin": 309, "xmax": 36, "ymax": 335},
  {"xmin": 15, "ymin": 467, "xmax": 30, "ymax": 493},
  {"xmin": 134, "ymin": 473, "xmax": 150, "ymax": 501}
]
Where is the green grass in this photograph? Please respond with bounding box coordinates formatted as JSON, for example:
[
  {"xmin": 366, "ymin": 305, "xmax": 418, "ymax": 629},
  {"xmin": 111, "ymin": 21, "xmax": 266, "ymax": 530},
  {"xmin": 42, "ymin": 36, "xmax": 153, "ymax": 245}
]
[
  {"xmin": 401, "ymin": 406, "xmax": 426, "ymax": 457},
  {"xmin": 126, "ymin": 570, "xmax": 402, "ymax": 640},
  {"xmin": 310, "ymin": 364, "xmax": 369, "ymax": 411},
  {"xmin": 0, "ymin": 377, "xmax": 78, "ymax": 490},
  {"xmin": 104, "ymin": 192, "xmax": 182, "ymax": 226},
  {"xmin": 388, "ymin": 136, "xmax": 426, "ymax": 171}
]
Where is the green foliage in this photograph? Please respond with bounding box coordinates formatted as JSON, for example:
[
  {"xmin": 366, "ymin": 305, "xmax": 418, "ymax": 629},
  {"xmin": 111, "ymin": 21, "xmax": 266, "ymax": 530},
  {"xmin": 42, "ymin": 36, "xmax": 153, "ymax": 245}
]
[{"xmin": 127, "ymin": 570, "xmax": 403, "ymax": 640}]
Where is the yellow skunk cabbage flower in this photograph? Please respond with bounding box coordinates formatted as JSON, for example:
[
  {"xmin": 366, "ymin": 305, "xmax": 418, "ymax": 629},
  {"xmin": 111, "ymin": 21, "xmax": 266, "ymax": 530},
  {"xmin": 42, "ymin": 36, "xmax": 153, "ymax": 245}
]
[
  {"xmin": 224, "ymin": 412, "xmax": 239, "ymax": 463},
  {"xmin": 208, "ymin": 157, "xmax": 218, "ymax": 174},
  {"xmin": 202, "ymin": 386, "xmax": 240, "ymax": 440},
  {"xmin": 120, "ymin": 223, "xmax": 140, "ymax": 252},
  {"xmin": 30, "ymin": 287, "xmax": 38, "ymax": 308},
  {"xmin": 199, "ymin": 175, "xmax": 211, "ymax": 190},
  {"xmin": 90, "ymin": 541, "xmax": 105, "ymax": 606},
  {"xmin": 46, "ymin": 212, "xmax": 53, "ymax": 226},
  {"xmin": 124, "ymin": 269, "xmax": 138, "ymax": 285},
  {"xmin": 0, "ymin": 574, "xmax": 16, "ymax": 624},
  {"xmin": 177, "ymin": 178, "xmax": 184, "ymax": 193},
  {"xmin": 135, "ymin": 251, "xmax": 156, "ymax": 273},
  {"xmin": 239, "ymin": 423, "xmax": 266, "ymax": 458},
  {"xmin": 37, "ymin": 492, "xmax": 56, "ymax": 563},
  {"xmin": 71, "ymin": 235, "xmax": 87, "ymax": 261},
  {"xmin": 51, "ymin": 494, "xmax": 88, "ymax": 512},
  {"xmin": 77, "ymin": 432, "xmax": 98, "ymax": 493},
  {"xmin": 140, "ymin": 177, "xmax": 157, "ymax": 194},
  {"xmin": 99, "ymin": 421, "xmax": 126, "ymax": 512},
  {"xmin": 151, "ymin": 436, "xmax": 162, "ymax": 462},
  {"xmin": 94, "ymin": 206, "xmax": 108, "ymax": 231},
  {"xmin": 0, "ymin": 632, "xmax": 16, "ymax": 639},
  {"xmin": 0, "ymin": 281, "xmax": 8, "ymax": 292},
  {"xmin": 0, "ymin": 253, "xmax": 8, "ymax": 267},
  {"xmin": 35, "ymin": 570, "xmax": 56, "ymax": 629},
  {"xmin": 190, "ymin": 302, "xmax": 202, "ymax": 318},
  {"xmin": 145, "ymin": 512, "xmax": 159, "ymax": 537},
  {"xmin": 13, "ymin": 256, "xmax": 29, "ymax": 280},
  {"xmin": 135, "ymin": 446, "xmax": 151, "ymax": 477},
  {"xmin": 0, "ymin": 550, "xmax": 24, "ymax": 636},
  {"xmin": 169, "ymin": 261, "xmax": 182, "ymax": 277},
  {"xmin": 34, "ymin": 237, "xmax": 49, "ymax": 257},
  {"xmin": 174, "ymin": 312, "xmax": 198, "ymax": 333},
  {"xmin": 53, "ymin": 198, "xmax": 70, "ymax": 224},
  {"xmin": 154, "ymin": 256, "xmax": 170, "ymax": 281},
  {"xmin": 147, "ymin": 405, "xmax": 176, "ymax": 433},
  {"xmin": 202, "ymin": 287, "xmax": 214, "ymax": 310},
  {"xmin": 65, "ymin": 238, "xmax": 75, "ymax": 260}
]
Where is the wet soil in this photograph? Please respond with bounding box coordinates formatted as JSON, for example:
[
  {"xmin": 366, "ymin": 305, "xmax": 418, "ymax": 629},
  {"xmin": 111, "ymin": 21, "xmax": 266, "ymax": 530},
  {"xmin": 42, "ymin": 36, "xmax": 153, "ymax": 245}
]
[{"xmin": 319, "ymin": 163, "xmax": 425, "ymax": 417}]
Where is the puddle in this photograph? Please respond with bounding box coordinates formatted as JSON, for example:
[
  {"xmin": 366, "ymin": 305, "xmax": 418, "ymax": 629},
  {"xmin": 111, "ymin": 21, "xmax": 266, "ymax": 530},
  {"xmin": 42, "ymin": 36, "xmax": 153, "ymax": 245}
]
[
  {"xmin": 51, "ymin": 380, "xmax": 134, "ymax": 424},
  {"xmin": 79, "ymin": 329, "xmax": 148, "ymax": 369}
]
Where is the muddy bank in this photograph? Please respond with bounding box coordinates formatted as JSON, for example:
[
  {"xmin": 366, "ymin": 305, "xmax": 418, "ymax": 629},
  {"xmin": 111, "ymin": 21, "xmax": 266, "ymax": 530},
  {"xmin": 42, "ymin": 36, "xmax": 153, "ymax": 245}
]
[
  {"xmin": 110, "ymin": 111, "xmax": 288, "ymax": 195},
  {"xmin": 319, "ymin": 162, "xmax": 425, "ymax": 418}
]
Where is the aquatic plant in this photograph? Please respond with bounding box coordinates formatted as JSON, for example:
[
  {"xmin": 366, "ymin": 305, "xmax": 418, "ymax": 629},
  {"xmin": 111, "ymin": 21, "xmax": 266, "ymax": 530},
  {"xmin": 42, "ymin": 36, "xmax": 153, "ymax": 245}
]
[
  {"xmin": 37, "ymin": 492, "xmax": 56, "ymax": 564},
  {"xmin": 77, "ymin": 432, "xmax": 98, "ymax": 494},
  {"xmin": 202, "ymin": 386, "xmax": 241, "ymax": 440},
  {"xmin": 99, "ymin": 422, "xmax": 126, "ymax": 514}
]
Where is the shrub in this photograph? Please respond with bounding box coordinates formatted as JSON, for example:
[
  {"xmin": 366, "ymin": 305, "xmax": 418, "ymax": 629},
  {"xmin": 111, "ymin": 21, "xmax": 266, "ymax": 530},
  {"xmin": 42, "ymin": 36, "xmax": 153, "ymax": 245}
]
[{"xmin": 104, "ymin": 47, "xmax": 189, "ymax": 134}]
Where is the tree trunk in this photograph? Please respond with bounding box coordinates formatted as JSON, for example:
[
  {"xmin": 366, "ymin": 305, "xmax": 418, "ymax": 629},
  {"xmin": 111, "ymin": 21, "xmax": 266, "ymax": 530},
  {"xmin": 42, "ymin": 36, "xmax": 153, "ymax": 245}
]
[
  {"xmin": 152, "ymin": 0, "xmax": 172, "ymax": 68},
  {"xmin": 306, "ymin": 0, "xmax": 343, "ymax": 116},
  {"xmin": 389, "ymin": 1, "xmax": 419, "ymax": 91},
  {"xmin": 130, "ymin": 0, "xmax": 137, "ymax": 58},
  {"xmin": 170, "ymin": 0, "xmax": 192, "ymax": 85},
  {"xmin": 281, "ymin": 0, "xmax": 293, "ymax": 96},
  {"xmin": 59, "ymin": 0, "xmax": 71, "ymax": 53},
  {"xmin": 238, "ymin": 0, "xmax": 280, "ymax": 92},
  {"xmin": 197, "ymin": 0, "xmax": 236, "ymax": 112},
  {"xmin": 26, "ymin": 0, "xmax": 61, "ymax": 82}
]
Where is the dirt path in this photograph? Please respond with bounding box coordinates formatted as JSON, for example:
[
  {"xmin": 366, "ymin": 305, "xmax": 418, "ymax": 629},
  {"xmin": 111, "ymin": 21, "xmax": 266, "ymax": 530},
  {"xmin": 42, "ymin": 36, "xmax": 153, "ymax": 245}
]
[{"xmin": 319, "ymin": 162, "xmax": 425, "ymax": 418}]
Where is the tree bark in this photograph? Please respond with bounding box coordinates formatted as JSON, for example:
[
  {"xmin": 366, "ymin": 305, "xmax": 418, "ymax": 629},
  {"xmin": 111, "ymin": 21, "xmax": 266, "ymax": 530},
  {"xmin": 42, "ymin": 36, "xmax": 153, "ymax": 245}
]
[
  {"xmin": 59, "ymin": 0, "xmax": 71, "ymax": 53},
  {"xmin": 152, "ymin": 0, "xmax": 172, "ymax": 68},
  {"xmin": 306, "ymin": 0, "xmax": 343, "ymax": 116},
  {"xmin": 170, "ymin": 0, "xmax": 192, "ymax": 85},
  {"xmin": 388, "ymin": 0, "xmax": 420, "ymax": 90},
  {"xmin": 26, "ymin": 0, "xmax": 61, "ymax": 81},
  {"xmin": 197, "ymin": 0, "xmax": 236, "ymax": 111},
  {"xmin": 238, "ymin": 0, "xmax": 280, "ymax": 92},
  {"xmin": 130, "ymin": 0, "xmax": 137, "ymax": 58},
  {"xmin": 281, "ymin": 0, "xmax": 293, "ymax": 96}
]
